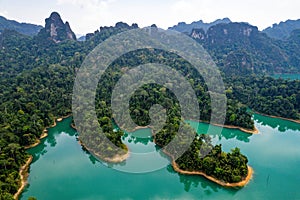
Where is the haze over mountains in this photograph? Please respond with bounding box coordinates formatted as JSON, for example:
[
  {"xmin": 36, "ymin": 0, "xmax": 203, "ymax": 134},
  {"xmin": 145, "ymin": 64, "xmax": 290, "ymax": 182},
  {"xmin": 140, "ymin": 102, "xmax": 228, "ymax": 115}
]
[
  {"xmin": 1, "ymin": 12, "xmax": 300, "ymax": 74},
  {"xmin": 1, "ymin": 12, "xmax": 300, "ymax": 199},
  {"xmin": 168, "ymin": 18, "xmax": 232, "ymax": 34},
  {"xmin": 0, "ymin": 15, "xmax": 42, "ymax": 36},
  {"xmin": 263, "ymin": 19, "xmax": 300, "ymax": 40},
  {"xmin": 2, "ymin": 13, "xmax": 300, "ymax": 41}
]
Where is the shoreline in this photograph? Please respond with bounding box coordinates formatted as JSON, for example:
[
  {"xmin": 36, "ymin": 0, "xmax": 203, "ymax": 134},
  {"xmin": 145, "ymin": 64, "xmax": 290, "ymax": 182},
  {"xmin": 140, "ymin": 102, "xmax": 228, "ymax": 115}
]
[
  {"xmin": 216, "ymin": 123, "xmax": 259, "ymax": 134},
  {"xmin": 95, "ymin": 149, "xmax": 129, "ymax": 163},
  {"xmin": 24, "ymin": 114, "xmax": 71, "ymax": 149},
  {"xmin": 16, "ymin": 114, "xmax": 71, "ymax": 199},
  {"xmin": 14, "ymin": 156, "xmax": 33, "ymax": 200},
  {"xmin": 254, "ymin": 111, "xmax": 300, "ymax": 124},
  {"xmin": 127, "ymin": 125, "xmax": 152, "ymax": 132},
  {"xmin": 163, "ymin": 149, "xmax": 253, "ymax": 187},
  {"xmin": 122, "ymin": 121, "xmax": 259, "ymax": 135},
  {"xmin": 78, "ymin": 138, "xmax": 130, "ymax": 163},
  {"xmin": 117, "ymin": 124, "xmax": 152, "ymax": 133},
  {"xmin": 17, "ymin": 113, "xmax": 254, "ymax": 198},
  {"xmin": 70, "ymin": 121, "xmax": 130, "ymax": 163},
  {"xmin": 24, "ymin": 132, "xmax": 48, "ymax": 149},
  {"xmin": 171, "ymin": 160, "xmax": 253, "ymax": 187},
  {"xmin": 195, "ymin": 120, "xmax": 259, "ymax": 134}
]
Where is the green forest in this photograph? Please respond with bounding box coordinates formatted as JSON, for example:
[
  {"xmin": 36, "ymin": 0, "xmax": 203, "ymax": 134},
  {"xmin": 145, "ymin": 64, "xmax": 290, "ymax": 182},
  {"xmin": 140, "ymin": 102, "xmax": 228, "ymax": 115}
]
[
  {"xmin": 176, "ymin": 136, "xmax": 248, "ymax": 183},
  {"xmin": 0, "ymin": 19, "xmax": 300, "ymax": 199}
]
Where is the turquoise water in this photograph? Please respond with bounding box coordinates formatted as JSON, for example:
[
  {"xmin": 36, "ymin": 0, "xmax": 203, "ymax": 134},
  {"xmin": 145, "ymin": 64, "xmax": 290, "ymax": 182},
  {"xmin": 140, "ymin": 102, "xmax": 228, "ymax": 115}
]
[
  {"xmin": 21, "ymin": 114, "xmax": 300, "ymax": 200},
  {"xmin": 271, "ymin": 74, "xmax": 300, "ymax": 80}
]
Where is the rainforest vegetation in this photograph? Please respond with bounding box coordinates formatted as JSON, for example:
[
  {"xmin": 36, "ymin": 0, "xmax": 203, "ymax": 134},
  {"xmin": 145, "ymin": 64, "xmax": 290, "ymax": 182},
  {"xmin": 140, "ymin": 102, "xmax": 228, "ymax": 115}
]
[{"xmin": 1, "ymin": 19, "xmax": 300, "ymax": 198}]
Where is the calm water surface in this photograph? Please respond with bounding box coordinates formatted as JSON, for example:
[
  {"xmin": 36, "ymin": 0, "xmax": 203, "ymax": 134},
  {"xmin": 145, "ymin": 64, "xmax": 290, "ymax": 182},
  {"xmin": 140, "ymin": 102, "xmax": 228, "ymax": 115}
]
[
  {"xmin": 271, "ymin": 74, "xmax": 300, "ymax": 80},
  {"xmin": 21, "ymin": 114, "xmax": 300, "ymax": 200}
]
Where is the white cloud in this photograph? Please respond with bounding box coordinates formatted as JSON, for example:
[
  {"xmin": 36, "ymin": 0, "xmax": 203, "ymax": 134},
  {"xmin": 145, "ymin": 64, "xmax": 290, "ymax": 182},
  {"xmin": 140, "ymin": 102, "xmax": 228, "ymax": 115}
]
[
  {"xmin": 167, "ymin": 0, "xmax": 300, "ymax": 30},
  {"xmin": 56, "ymin": 0, "xmax": 115, "ymax": 8},
  {"xmin": 54, "ymin": 0, "xmax": 118, "ymax": 34},
  {"xmin": 0, "ymin": 10, "xmax": 9, "ymax": 18},
  {"xmin": 2, "ymin": 0, "xmax": 300, "ymax": 34},
  {"xmin": 171, "ymin": 0, "xmax": 195, "ymax": 13}
]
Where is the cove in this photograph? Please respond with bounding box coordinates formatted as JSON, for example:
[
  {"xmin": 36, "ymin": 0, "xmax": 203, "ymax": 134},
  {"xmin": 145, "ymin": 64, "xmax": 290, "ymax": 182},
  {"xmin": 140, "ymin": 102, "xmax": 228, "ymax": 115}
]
[
  {"xmin": 271, "ymin": 73, "xmax": 300, "ymax": 80},
  {"xmin": 20, "ymin": 114, "xmax": 300, "ymax": 200}
]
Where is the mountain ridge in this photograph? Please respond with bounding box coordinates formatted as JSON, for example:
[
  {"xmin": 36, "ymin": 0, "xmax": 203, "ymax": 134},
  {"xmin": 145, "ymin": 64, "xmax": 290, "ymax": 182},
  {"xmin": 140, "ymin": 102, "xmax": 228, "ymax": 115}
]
[
  {"xmin": 0, "ymin": 15, "xmax": 42, "ymax": 36},
  {"xmin": 190, "ymin": 22, "xmax": 291, "ymax": 74},
  {"xmin": 1, "ymin": 12, "xmax": 300, "ymax": 74},
  {"xmin": 168, "ymin": 18, "xmax": 231, "ymax": 34},
  {"xmin": 263, "ymin": 19, "xmax": 300, "ymax": 40}
]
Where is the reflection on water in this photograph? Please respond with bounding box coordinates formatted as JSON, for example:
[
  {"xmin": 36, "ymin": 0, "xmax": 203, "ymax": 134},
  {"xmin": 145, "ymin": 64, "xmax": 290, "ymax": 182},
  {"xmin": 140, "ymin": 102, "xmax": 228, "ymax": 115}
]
[
  {"xmin": 122, "ymin": 131, "xmax": 154, "ymax": 146},
  {"xmin": 88, "ymin": 153, "xmax": 99, "ymax": 165},
  {"xmin": 22, "ymin": 114, "xmax": 300, "ymax": 200},
  {"xmin": 27, "ymin": 117, "xmax": 77, "ymax": 162},
  {"xmin": 166, "ymin": 164, "xmax": 238, "ymax": 195},
  {"xmin": 105, "ymin": 128, "xmax": 171, "ymax": 173},
  {"xmin": 254, "ymin": 114, "xmax": 300, "ymax": 132},
  {"xmin": 186, "ymin": 120, "xmax": 252, "ymax": 143}
]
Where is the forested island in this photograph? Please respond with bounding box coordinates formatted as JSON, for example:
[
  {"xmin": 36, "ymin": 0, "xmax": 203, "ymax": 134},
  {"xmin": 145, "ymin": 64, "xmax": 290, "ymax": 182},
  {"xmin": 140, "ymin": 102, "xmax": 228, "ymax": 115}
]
[{"xmin": 1, "ymin": 12, "xmax": 300, "ymax": 199}]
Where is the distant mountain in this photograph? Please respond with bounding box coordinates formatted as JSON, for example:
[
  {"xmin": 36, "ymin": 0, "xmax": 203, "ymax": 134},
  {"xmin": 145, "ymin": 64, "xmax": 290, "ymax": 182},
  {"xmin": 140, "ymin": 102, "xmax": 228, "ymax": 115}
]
[
  {"xmin": 191, "ymin": 22, "xmax": 290, "ymax": 74},
  {"xmin": 1, "ymin": 13, "xmax": 299, "ymax": 74},
  {"xmin": 278, "ymin": 29, "xmax": 300, "ymax": 71},
  {"xmin": 0, "ymin": 15, "xmax": 42, "ymax": 36},
  {"xmin": 263, "ymin": 19, "xmax": 300, "ymax": 40},
  {"xmin": 77, "ymin": 35, "xmax": 86, "ymax": 41},
  {"xmin": 37, "ymin": 12, "xmax": 76, "ymax": 43},
  {"xmin": 84, "ymin": 22, "xmax": 138, "ymax": 42},
  {"xmin": 168, "ymin": 18, "xmax": 231, "ymax": 34}
]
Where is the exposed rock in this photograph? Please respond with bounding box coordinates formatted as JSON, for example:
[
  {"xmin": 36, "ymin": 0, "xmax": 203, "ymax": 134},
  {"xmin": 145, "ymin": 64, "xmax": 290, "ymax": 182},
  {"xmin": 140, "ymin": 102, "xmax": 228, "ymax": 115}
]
[
  {"xmin": 115, "ymin": 22, "xmax": 130, "ymax": 29},
  {"xmin": 205, "ymin": 23, "xmax": 259, "ymax": 45},
  {"xmin": 194, "ymin": 22, "xmax": 289, "ymax": 74},
  {"xmin": 86, "ymin": 22, "xmax": 139, "ymax": 41},
  {"xmin": 37, "ymin": 12, "xmax": 76, "ymax": 43},
  {"xmin": 131, "ymin": 23, "xmax": 139, "ymax": 29},
  {"xmin": 191, "ymin": 28, "xmax": 206, "ymax": 40}
]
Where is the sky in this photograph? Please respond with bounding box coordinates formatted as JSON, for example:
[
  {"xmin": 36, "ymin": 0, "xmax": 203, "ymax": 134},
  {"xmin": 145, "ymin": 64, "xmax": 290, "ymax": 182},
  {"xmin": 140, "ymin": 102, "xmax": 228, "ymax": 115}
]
[{"xmin": 0, "ymin": 0, "xmax": 300, "ymax": 35}]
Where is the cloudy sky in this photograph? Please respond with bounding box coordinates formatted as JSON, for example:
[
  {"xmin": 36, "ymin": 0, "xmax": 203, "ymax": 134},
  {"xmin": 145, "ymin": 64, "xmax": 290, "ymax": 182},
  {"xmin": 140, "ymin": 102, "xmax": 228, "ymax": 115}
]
[{"xmin": 0, "ymin": 0, "xmax": 300, "ymax": 35}]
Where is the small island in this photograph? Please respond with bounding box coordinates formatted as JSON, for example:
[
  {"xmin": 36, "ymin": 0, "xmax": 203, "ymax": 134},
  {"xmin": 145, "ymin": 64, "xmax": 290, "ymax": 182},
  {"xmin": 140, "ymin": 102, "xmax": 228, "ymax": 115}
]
[
  {"xmin": 78, "ymin": 118, "xmax": 253, "ymax": 187},
  {"xmin": 172, "ymin": 161, "xmax": 253, "ymax": 187},
  {"xmin": 76, "ymin": 69, "xmax": 256, "ymax": 187},
  {"xmin": 172, "ymin": 137, "xmax": 252, "ymax": 186},
  {"xmin": 155, "ymin": 128, "xmax": 252, "ymax": 187}
]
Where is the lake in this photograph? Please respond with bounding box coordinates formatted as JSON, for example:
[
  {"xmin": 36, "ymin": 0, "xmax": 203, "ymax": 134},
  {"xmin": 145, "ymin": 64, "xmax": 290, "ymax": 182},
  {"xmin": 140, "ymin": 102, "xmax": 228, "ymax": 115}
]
[
  {"xmin": 21, "ymin": 114, "xmax": 300, "ymax": 200},
  {"xmin": 271, "ymin": 74, "xmax": 300, "ymax": 80}
]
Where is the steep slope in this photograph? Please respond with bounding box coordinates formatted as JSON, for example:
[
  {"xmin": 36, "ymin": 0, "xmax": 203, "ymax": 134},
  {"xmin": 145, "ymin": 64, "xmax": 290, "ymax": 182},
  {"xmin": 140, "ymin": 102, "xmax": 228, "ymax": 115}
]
[
  {"xmin": 0, "ymin": 15, "xmax": 42, "ymax": 36},
  {"xmin": 263, "ymin": 19, "xmax": 300, "ymax": 40},
  {"xmin": 84, "ymin": 22, "xmax": 139, "ymax": 50},
  {"xmin": 278, "ymin": 29, "xmax": 300, "ymax": 71},
  {"xmin": 37, "ymin": 12, "xmax": 76, "ymax": 43},
  {"xmin": 168, "ymin": 18, "xmax": 231, "ymax": 34},
  {"xmin": 2, "ymin": 14, "xmax": 300, "ymax": 199},
  {"xmin": 191, "ymin": 22, "xmax": 290, "ymax": 74}
]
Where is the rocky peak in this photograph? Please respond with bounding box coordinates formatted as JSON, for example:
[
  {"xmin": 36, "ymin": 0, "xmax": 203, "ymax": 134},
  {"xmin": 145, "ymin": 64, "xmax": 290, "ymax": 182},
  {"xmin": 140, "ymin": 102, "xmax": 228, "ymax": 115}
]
[
  {"xmin": 169, "ymin": 18, "xmax": 231, "ymax": 34},
  {"xmin": 86, "ymin": 22, "xmax": 139, "ymax": 41},
  {"xmin": 38, "ymin": 12, "xmax": 76, "ymax": 43},
  {"xmin": 191, "ymin": 28, "xmax": 206, "ymax": 40},
  {"xmin": 205, "ymin": 23, "xmax": 259, "ymax": 45},
  {"xmin": 115, "ymin": 22, "xmax": 130, "ymax": 29}
]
